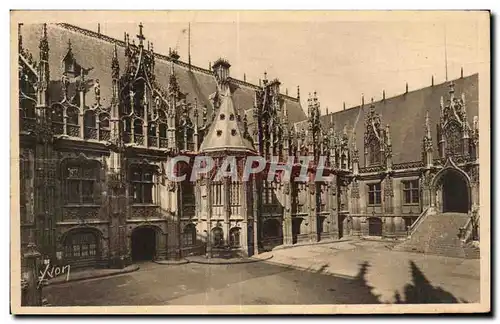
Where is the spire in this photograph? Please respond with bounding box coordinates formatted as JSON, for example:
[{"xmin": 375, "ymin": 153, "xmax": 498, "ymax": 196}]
[
  {"xmin": 137, "ymin": 22, "xmax": 145, "ymax": 47},
  {"xmin": 425, "ymin": 110, "xmax": 431, "ymax": 139},
  {"xmin": 18, "ymin": 23, "xmax": 23, "ymax": 52},
  {"xmin": 385, "ymin": 124, "xmax": 391, "ymax": 146},
  {"xmin": 199, "ymin": 87, "xmax": 255, "ymax": 154},
  {"xmin": 39, "ymin": 23, "xmax": 49, "ymax": 62},
  {"xmin": 112, "ymin": 43, "xmax": 120, "ymax": 80},
  {"xmin": 188, "ymin": 22, "xmax": 191, "ymax": 69}
]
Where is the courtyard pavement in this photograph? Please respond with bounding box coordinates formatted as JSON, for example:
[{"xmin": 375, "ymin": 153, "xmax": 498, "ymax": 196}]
[{"xmin": 43, "ymin": 239, "xmax": 480, "ymax": 306}]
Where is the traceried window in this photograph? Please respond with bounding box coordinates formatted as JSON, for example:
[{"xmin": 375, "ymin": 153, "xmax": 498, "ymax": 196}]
[
  {"xmin": 403, "ymin": 180, "xmax": 420, "ymax": 205},
  {"xmin": 230, "ymin": 181, "xmax": 240, "ymax": 206},
  {"xmin": 181, "ymin": 224, "xmax": 196, "ymax": 247},
  {"xmin": 445, "ymin": 122, "xmax": 463, "ymax": 156},
  {"xmin": 212, "ymin": 182, "xmax": 223, "ymax": 206},
  {"xmin": 64, "ymin": 231, "xmax": 97, "ymax": 259},
  {"xmin": 367, "ymin": 183, "xmax": 382, "ymax": 206},
  {"xmin": 65, "ymin": 162, "xmax": 99, "ymax": 205},
  {"xmin": 130, "ymin": 166, "xmax": 155, "ymax": 204},
  {"xmin": 263, "ymin": 181, "xmax": 277, "ymax": 205},
  {"xmin": 368, "ymin": 138, "xmax": 381, "ymax": 165}
]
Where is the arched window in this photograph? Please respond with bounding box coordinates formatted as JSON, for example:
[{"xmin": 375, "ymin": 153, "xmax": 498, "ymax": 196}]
[
  {"xmin": 182, "ymin": 224, "xmax": 196, "ymax": 247},
  {"xmin": 229, "ymin": 228, "xmax": 240, "ymax": 247},
  {"xmin": 98, "ymin": 113, "xmax": 110, "ymax": 141},
  {"xmin": 211, "ymin": 227, "xmax": 224, "ymax": 248},
  {"xmin": 64, "ymin": 161, "xmax": 100, "ymax": 204},
  {"xmin": 84, "ymin": 110, "xmax": 97, "ymax": 139},
  {"xmin": 66, "ymin": 106, "xmax": 80, "ymax": 137},
  {"xmin": 64, "ymin": 231, "xmax": 98, "ymax": 259},
  {"xmin": 51, "ymin": 104, "xmax": 64, "ymax": 135},
  {"xmin": 123, "ymin": 117, "xmax": 132, "ymax": 143},
  {"xmin": 159, "ymin": 123, "xmax": 168, "ymax": 148},
  {"xmin": 133, "ymin": 119, "xmax": 144, "ymax": 145}
]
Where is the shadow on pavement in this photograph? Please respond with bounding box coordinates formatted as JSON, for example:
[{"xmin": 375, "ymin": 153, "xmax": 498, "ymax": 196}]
[{"xmin": 393, "ymin": 261, "xmax": 467, "ymax": 304}]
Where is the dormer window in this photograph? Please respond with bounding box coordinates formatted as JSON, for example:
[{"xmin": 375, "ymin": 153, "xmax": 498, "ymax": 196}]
[
  {"xmin": 62, "ymin": 39, "xmax": 81, "ymax": 78},
  {"xmin": 368, "ymin": 138, "xmax": 381, "ymax": 165}
]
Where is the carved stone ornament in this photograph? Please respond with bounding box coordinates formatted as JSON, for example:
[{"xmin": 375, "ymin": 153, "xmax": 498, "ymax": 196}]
[
  {"xmin": 309, "ymin": 182, "xmax": 316, "ymax": 195},
  {"xmin": 283, "ymin": 182, "xmax": 290, "ymax": 195},
  {"xmin": 384, "ymin": 176, "xmax": 394, "ymax": 197},
  {"xmin": 166, "ymin": 180, "xmax": 176, "ymax": 192},
  {"xmin": 351, "ymin": 180, "xmax": 360, "ymax": 198}
]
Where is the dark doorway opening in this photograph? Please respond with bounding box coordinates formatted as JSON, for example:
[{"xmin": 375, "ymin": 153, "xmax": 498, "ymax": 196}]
[
  {"xmin": 292, "ymin": 218, "xmax": 302, "ymax": 244},
  {"xmin": 131, "ymin": 227, "xmax": 156, "ymax": 261},
  {"xmin": 442, "ymin": 171, "xmax": 469, "ymax": 213},
  {"xmin": 368, "ymin": 217, "xmax": 382, "ymax": 236},
  {"xmin": 262, "ymin": 219, "xmax": 283, "ymax": 249}
]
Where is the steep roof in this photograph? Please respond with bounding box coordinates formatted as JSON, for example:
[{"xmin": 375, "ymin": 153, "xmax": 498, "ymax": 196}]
[
  {"xmin": 318, "ymin": 74, "xmax": 479, "ymax": 166},
  {"xmin": 200, "ymin": 87, "xmax": 255, "ymax": 154},
  {"xmin": 19, "ymin": 23, "xmax": 307, "ymax": 131}
]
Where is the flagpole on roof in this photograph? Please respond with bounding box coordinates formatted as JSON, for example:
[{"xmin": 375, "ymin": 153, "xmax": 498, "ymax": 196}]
[
  {"xmin": 444, "ymin": 23, "xmax": 448, "ymax": 82},
  {"xmin": 188, "ymin": 22, "xmax": 191, "ymax": 70}
]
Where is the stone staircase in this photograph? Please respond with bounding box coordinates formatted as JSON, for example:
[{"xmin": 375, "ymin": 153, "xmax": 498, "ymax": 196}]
[{"xmin": 394, "ymin": 212, "xmax": 480, "ymax": 259}]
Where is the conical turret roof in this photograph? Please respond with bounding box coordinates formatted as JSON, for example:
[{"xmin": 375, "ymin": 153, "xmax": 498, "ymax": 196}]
[{"xmin": 200, "ymin": 87, "xmax": 255, "ymax": 154}]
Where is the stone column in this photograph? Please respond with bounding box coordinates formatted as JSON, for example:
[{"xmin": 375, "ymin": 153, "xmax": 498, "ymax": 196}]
[
  {"xmin": 206, "ymin": 177, "xmax": 213, "ymax": 257},
  {"xmin": 282, "ymin": 181, "xmax": 293, "ymax": 245},
  {"xmin": 223, "ymin": 177, "xmax": 230, "ymax": 245},
  {"xmin": 328, "ymin": 175, "xmax": 339, "ymax": 240},
  {"xmin": 307, "ymin": 179, "xmax": 318, "ymax": 242},
  {"xmin": 240, "ymin": 180, "xmax": 248, "ymax": 255},
  {"xmin": 252, "ymin": 175, "xmax": 259, "ymax": 254}
]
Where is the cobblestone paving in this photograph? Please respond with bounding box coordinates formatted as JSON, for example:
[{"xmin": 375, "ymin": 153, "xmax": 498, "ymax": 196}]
[{"xmin": 43, "ymin": 240, "xmax": 479, "ymax": 306}]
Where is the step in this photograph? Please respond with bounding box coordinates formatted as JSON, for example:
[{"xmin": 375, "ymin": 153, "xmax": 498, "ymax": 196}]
[{"xmin": 395, "ymin": 212, "xmax": 470, "ymax": 258}]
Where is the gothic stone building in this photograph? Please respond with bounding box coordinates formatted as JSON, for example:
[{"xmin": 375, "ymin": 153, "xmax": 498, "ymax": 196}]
[{"xmin": 17, "ymin": 23, "xmax": 480, "ymax": 268}]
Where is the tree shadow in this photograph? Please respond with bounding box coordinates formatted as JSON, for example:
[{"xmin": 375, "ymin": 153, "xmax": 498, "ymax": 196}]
[{"xmin": 393, "ymin": 261, "xmax": 468, "ymax": 304}]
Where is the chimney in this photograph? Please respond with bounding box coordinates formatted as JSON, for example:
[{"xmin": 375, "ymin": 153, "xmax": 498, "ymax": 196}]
[
  {"xmin": 343, "ymin": 102, "xmax": 346, "ymax": 110},
  {"xmin": 97, "ymin": 23, "xmax": 101, "ymax": 34},
  {"xmin": 382, "ymin": 90, "xmax": 385, "ymax": 101},
  {"xmin": 461, "ymin": 67, "xmax": 464, "ymax": 78},
  {"xmin": 212, "ymin": 58, "xmax": 230, "ymax": 82},
  {"xmin": 405, "ymin": 82, "xmax": 408, "ymax": 94},
  {"xmin": 432, "ymin": 75, "xmax": 434, "ymax": 87},
  {"xmin": 243, "ymin": 73, "xmax": 246, "ymax": 82}
]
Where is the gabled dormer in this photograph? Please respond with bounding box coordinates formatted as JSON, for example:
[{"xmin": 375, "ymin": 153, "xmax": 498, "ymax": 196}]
[{"xmin": 62, "ymin": 39, "xmax": 81, "ymax": 78}]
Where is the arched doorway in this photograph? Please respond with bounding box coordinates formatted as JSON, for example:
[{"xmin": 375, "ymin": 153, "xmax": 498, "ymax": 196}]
[
  {"xmin": 131, "ymin": 227, "xmax": 157, "ymax": 261},
  {"xmin": 441, "ymin": 170, "xmax": 469, "ymax": 213},
  {"xmin": 368, "ymin": 217, "xmax": 382, "ymax": 236}
]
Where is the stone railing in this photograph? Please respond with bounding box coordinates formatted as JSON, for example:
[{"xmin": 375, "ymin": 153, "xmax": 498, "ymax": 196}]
[
  {"xmin": 407, "ymin": 207, "xmax": 433, "ymax": 237},
  {"xmin": 460, "ymin": 208, "xmax": 480, "ymax": 243}
]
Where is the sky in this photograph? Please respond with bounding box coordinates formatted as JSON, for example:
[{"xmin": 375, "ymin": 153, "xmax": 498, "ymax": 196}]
[{"xmin": 75, "ymin": 11, "xmax": 488, "ymax": 115}]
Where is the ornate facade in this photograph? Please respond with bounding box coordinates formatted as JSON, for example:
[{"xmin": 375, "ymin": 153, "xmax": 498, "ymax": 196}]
[{"xmin": 18, "ymin": 23, "xmax": 480, "ymax": 268}]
